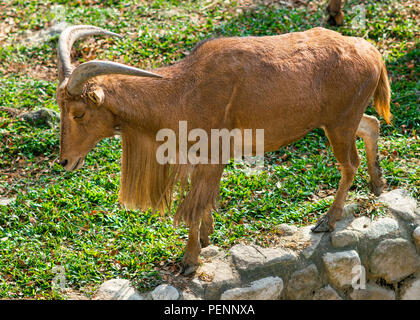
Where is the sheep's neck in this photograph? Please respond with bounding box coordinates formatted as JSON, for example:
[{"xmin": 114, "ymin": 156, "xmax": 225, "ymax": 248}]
[{"xmin": 101, "ymin": 67, "xmax": 183, "ymax": 134}]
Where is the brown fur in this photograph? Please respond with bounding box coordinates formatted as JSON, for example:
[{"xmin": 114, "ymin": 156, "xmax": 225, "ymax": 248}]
[
  {"xmin": 119, "ymin": 125, "xmax": 190, "ymax": 216},
  {"xmin": 57, "ymin": 27, "xmax": 391, "ymax": 270}
]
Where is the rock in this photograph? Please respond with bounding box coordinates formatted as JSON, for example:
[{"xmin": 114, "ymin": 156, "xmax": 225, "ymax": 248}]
[
  {"xmin": 364, "ymin": 217, "xmax": 399, "ymax": 240},
  {"xmin": 400, "ymin": 278, "xmax": 420, "ymax": 300},
  {"xmin": 322, "ymin": 250, "xmax": 361, "ymax": 288},
  {"xmin": 200, "ymin": 245, "xmax": 223, "ymax": 259},
  {"xmin": 331, "ymin": 212, "xmax": 399, "ymax": 248},
  {"xmin": 413, "ymin": 226, "xmax": 420, "ymax": 249},
  {"xmin": 196, "ymin": 258, "xmax": 240, "ymax": 299},
  {"xmin": 349, "ymin": 216, "xmax": 372, "ymax": 233},
  {"xmin": 188, "ymin": 278, "xmax": 206, "ymax": 298},
  {"xmin": 262, "ymin": 246, "xmax": 299, "ymax": 266},
  {"xmin": 22, "ymin": 21, "xmax": 69, "ymax": 45},
  {"xmin": 62, "ymin": 288, "xmax": 89, "ymax": 300},
  {"xmin": 0, "ymin": 197, "xmax": 15, "ymax": 206},
  {"xmin": 332, "ymin": 215, "xmax": 399, "ymax": 247},
  {"xmin": 331, "ymin": 212, "xmax": 374, "ymax": 248},
  {"xmin": 287, "ymin": 264, "xmax": 321, "ymax": 299},
  {"xmin": 229, "ymin": 244, "xmax": 297, "ymax": 281},
  {"xmin": 369, "ymin": 238, "xmax": 420, "ymax": 283},
  {"xmin": 342, "ymin": 203, "xmax": 361, "ymax": 219},
  {"xmin": 296, "ymin": 226, "xmax": 324, "ymax": 258},
  {"xmin": 350, "ymin": 283, "xmax": 395, "ymax": 300},
  {"xmin": 379, "ymin": 189, "xmax": 418, "ymax": 221},
  {"xmin": 229, "ymin": 244, "xmax": 262, "ymax": 272},
  {"xmin": 276, "ymin": 224, "xmax": 298, "ymax": 236},
  {"xmin": 150, "ymin": 284, "xmax": 179, "ymax": 300},
  {"xmin": 220, "ymin": 277, "xmax": 283, "ymax": 300},
  {"xmin": 93, "ymin": 279, "xmax": 144, "ymax": 300},
  {"xmin": 313, "ymin": 285, "xmax": 342, "ymax": 300},
  {"xmin": 332, "ymin": 204, "xmax": 358, "ymax": 232},
  {"xmin": 19, "ymin": 108, "xmax": 59, "ymax": 128},
  {"xmin": 180, "ymin": 290, "xmax": 202, "ymax": 300},
  {"xmin": 331, "ymin": 229, "xmax": 359, "ymax": 248}
]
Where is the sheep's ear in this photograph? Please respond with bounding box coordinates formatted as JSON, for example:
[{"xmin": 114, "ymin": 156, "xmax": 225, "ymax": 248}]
[{"xmin": 88, "ymin": 88, "xmax": 105, "ymax": 105}]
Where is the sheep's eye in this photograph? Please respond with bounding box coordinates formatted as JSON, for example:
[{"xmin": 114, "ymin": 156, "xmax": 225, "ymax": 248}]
[{"xmin": 73, "ymin": 113, "xmax": 85, "ymax": 119}]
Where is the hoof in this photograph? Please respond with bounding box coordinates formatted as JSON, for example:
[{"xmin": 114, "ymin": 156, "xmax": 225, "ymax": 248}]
[
  {"xmin": 200, "ymin": 237, "xmax": 210, "ymax": 248},
  {"xmin": 183, "ymin": 265, "xmax": 199, "ymax": 276},
  {"xmin": 181, "ymin": 255, "xmax": 200, "ymax": 276},
  {"xmin": 369, "ymin": 179, "xmax": 386, "ymax": 197},
  {"xmin": 311, "ymin": 215, "xmax": 334, "ymax": 233},
  {"xmin": 327, "ymin": 15, "xmax": 336, "ymax": 26}
]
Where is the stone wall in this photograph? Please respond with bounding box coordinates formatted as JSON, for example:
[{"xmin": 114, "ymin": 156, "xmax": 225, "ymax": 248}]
[{"xmin": 93, "ymin": 189, "xmax": 420, "ymax": 300}]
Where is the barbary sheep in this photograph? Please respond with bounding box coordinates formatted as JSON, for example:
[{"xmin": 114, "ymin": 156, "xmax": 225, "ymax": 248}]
[{"xmin": 56, "ymin": 25, "xmax": 390, "ymax": 271}]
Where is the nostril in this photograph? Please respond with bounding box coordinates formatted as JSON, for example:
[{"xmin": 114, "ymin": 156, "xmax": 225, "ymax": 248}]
[{"xmin": 59, "ymin": 159, "xmax": 68, "ymax": 167}]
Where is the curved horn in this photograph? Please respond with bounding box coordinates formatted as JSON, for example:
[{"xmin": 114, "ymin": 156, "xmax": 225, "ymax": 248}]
[
  {"xmin": 67, "ymin": 60, "xmax": 162, "ymax": 96},
  {"xmin": 58, "ymin": 25, "xmax": 122, "ymax": 82}
]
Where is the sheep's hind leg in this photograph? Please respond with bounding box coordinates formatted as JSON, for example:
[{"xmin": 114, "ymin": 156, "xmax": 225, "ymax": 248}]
[
  {"xmin": 312, "ymin": 126, "xmax": 361, "ymax": 233},
  {"xmin": 356, "ymin": 114, "xmax": 386, "ymax": 196}
]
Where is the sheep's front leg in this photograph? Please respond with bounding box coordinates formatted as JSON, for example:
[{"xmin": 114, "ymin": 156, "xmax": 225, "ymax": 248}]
[
  {"xmin": 177, "ymin": 164, "xmax": 225, "ymax": 275},
  {"xmin": 182, "ymin": 219, "xmax": 202, "ymax": 275},
  {"xmin": 326, "ymin": 0, "xmax": 344, "ymax": 26}
]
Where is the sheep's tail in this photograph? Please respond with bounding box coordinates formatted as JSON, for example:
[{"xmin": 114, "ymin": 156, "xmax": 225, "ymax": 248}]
[{"xmin": 373, "ymin": 61, "xmax": 392, "ymax": 124}]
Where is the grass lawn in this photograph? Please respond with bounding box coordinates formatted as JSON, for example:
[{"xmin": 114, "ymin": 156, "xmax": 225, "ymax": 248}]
[{"xmin": 0, "ymin": 0, "xmax": 418, "ymax": 299}]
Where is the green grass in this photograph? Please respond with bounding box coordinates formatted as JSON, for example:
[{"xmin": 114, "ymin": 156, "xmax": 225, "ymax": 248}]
[{"xmin": 0, "ymin": 0, "xmax": 419, "ymax": 299}]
